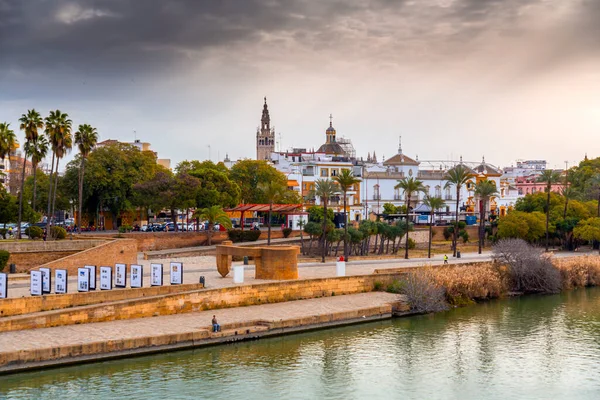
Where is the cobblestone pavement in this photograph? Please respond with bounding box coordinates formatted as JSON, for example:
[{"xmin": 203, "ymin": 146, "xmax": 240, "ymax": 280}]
[{"xmin": 0, "ymin": 292, "xmax": 401, "ymax": 353}]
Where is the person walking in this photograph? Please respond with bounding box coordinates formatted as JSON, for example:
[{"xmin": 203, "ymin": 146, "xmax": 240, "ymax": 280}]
[
  {"xmin": 444, "ymin": 255, "xmax": 449, "ymax": 265},
  {"xmin": 212, "ymin": 315, "xmax": 220, "ymax": 332}
]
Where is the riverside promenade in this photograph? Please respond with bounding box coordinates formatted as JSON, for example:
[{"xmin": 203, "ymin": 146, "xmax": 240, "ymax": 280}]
[{"xmin": 1, "ymin": 248, "xmax": 594, "ymax": 374}]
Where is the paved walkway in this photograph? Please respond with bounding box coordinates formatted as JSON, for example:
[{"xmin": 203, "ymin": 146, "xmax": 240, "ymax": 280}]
[
  {"xmin": 0, "ymin": 292, "xmax": 400, "ymax": 353},
  {"xmin": 6, "ymin": 250, "xmax": 595, "ymax": 298}
]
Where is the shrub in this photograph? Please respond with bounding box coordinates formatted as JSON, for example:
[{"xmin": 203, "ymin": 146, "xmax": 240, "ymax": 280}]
[
  {"xmin": 433, "ymin": 264, "xmax": 505, "ymax": 305},
  {"xmin": 0, "ymin": 228, "xmax": 6, "ymax": 239},
  {"xmin": 373, "ymin": 281, "xmax": 384, "ymax": 291},
  {"xmin": 457, "ymin": 221, "xmax": 466, "ymax": 230},
  {"xmin": 228, "ymin": 229, "xmax": 261, "ymax": 243},
  {"xmin": 50, "ymin": 226, "xmax": 67, "ymax": 240},
  {"xmin": 493, "ymin": 238, "xmax": 561, "ymax": 294},
  {"xmin": 460, "ymin": 230, "xmax": 469, "ymax": 243},
  {"xmin": 118, "ymin": 226, "xmax": 127, "ymax": 233},
  {"xmin": 555, "ymin": 256, "xmax": 600, "ymax": 289},
  {"xmin": 407, "ymin": 238, "xmax": 416, "ymax": 249},
  {"xmin": 25, "ymin": 226, "xmax": 43, "ymax": 239},
  {"xmin": 430, "ymin": 230, "xmax": 436, "ymax": 239},
  {"xmin": 386, "ymin": 280, "xmax": 405, "ymax": 294},
  {"xmin": 443, "ymin": 227, "xmax": 452, "ymax": 241},
  {"xmin": 282, "ymin": 227, "xmax": 292, "ymax": 238},
  {"xmin": 401, "ymin": 269, "xmax": 449, "ymax": 313},
  {"xmin": 0, "ymin": 250, "xmax": 9, "ymax": 272}
]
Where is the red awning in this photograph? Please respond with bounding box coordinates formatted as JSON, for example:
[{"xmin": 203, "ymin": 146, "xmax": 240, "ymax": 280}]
[{"xmin": 226, "ymin": 204, "xmax": 303, "ymax": 213}]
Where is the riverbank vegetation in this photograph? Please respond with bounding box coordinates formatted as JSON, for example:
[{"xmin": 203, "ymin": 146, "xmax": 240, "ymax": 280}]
[{"xmin": 383, "ymin": 238, "xmax": 600, "ymax": 313}]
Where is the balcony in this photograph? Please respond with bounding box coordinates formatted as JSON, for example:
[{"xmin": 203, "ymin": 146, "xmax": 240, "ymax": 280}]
[{"xmin": 372, "ymin": 195, "xmax": 381, "ymax": 201}]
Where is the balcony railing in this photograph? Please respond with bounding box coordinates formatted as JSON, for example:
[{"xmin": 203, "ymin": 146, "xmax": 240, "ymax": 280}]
[{"xmin": 372, "ymin": 195, "xmax": 381, "ymax": 201}]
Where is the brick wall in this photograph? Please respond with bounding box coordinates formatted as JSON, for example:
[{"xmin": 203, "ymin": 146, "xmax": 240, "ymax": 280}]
[
  {"xmin": 0, "ymin": 239, "xmax": 108, "ymax": 253},
  {"xmin": 0, "ymin": 273, "xmax": 405, "ymax": 332},
  {"xmin": 8, "ymin": 252, "xmax": 78, "ymax": 273},
  {"xmin": 35, "ymin": 239, "xmax": 138, "ymax": 275}
]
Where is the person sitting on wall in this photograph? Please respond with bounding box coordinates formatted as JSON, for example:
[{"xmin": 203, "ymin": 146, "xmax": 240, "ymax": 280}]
[{"xmin": 212, "ymin": 315, "xmax": 221, "ymax": 332}]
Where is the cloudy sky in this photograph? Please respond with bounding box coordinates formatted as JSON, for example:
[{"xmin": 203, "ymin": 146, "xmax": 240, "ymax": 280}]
[{"xmin": 1, "ymin": 0, "xmax": 599, "ymax": 170}]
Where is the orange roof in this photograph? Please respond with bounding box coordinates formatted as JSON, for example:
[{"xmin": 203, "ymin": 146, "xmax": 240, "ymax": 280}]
[{"xmin": 226, "ymin": 204, "xmax": 303, "ymax": 213}]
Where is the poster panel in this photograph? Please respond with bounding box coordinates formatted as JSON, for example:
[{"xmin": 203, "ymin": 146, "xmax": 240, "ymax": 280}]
[
  {"xmin": 39, "ymin": 267, "xmax": 51, "ymax": 294},
  {"xmin": 0, "ymin": 273, "xmax": 7, "ymax": 299},
  {"xmin": 131, "ymin": 264, "xmax": 143, "ymax": 288},
  {"xmin": 30, "ymin": 270, "xmax": 42, "ymax": 296},
  {"xmin": 150, "ymin": 263, "xmax": 163, "ymax": 286},
  {"xmin": 115, "ymin": 263, "xmax": 127, "ymax": 288},
  {"xmin": 85, "ymin": 265, "xmax": 97, "ymax": 290},
  {"xmin": 170, "ymin": 262, "xmax": 183, "ymax": 285},
  {"xmin": 77, "ymin": 267, "xmax": 90, "ymax": 292},
  {"xmin": 100, "ymin": 266, "xmax": 113, "ymax": 290},
  {"xmin": 55, "ymin": 269, "xmax": 68, "ymax": 294}
]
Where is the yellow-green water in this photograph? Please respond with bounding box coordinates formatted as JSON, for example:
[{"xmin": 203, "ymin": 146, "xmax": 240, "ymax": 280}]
[{"xmin": 2, "ymin": 288, "xmax": 600, "ymax": 399}]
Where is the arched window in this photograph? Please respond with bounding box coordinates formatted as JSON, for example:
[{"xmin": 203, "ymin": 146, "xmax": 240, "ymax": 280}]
[{"xmin": 435, "ymin": 185, "xmax": 441, "ymax": 197}]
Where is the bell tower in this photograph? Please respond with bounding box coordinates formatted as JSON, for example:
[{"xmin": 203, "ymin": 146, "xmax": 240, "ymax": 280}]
[{"xmin": 256, "ymin": 97, "xmax": 275, "ymax": 160}]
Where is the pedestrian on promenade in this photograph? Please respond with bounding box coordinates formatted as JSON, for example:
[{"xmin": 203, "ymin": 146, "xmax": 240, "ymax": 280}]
[
  {"xmin": 444, "ymin": 255, "xmax": 448, "ymax": 265},
  {"xmin": 212, "ymin": 315, "xmax": 220, "ymax": 332}
]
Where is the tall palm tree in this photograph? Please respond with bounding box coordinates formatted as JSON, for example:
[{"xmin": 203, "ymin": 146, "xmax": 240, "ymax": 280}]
[
  {"xmin": 18, "ymin": 110, "xmax": 44, "ymax": 239},
  {"xmin": 0, "ymin": 122, "xmax": 17, "ymax": 161},
  {"xmin": 395, "ymin": 177, "xmax": 426, "ymax": 259},
  {"xmin": 194, "ymin": 205, "xmax": 232, "ymax": 246},
  {"xmin": 474, "ymin": 180, "xmax": 498, "ymax": 254},
  {"xmin": 444, "ymin": 164, "xmax": 471, "ymax": 257},
  {"xmin": 74, "ymin": 124, "xmax": 98, "ymax": 233},
  {"xmin": 422, "ymin": 195, "xmax": 445, "ymax": 259},
  {"xmin": 538, "ymin": 170, "xmax": 562, "ymax": 251},
  {"xmin": 44, "ymin": 110, "xmax": 72, "ymax": 236},
  {"xmin": 24, "ymin": 136, "xmax": 49, "ymax": 212},
  {"xmin": 258, "ymin": 181, "xmax": 287, "ymax": 245},
  {"xmin": 561, "ymin": 186, "xmax": 577, "ymax": 219},
  {"xmin": 333, "ymin": 169, "xmax": 361, "ymax": 261},
  {"xmin": 314, "ymin": 179, "xmax": 339, "ymax": 263}
]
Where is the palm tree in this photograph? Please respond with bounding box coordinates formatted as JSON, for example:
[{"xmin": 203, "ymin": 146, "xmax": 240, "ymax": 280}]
[
  {"xmin": 444, "ymin": 164, "xmax": 471, "ymax": 257},
  {"xmin": 258, "ymin": 181, "xmax": 287, "ymax": 245},
  {"xmin": 74, "ymin": 124, "xmax": 99, "ymax": 233},
  {"xmin": 194, "ymin": 205, "xmax": 232, "ymax": 246},
  {"xmin": 313, "ymin": 179, "xmax": 339, "ymax": 263},
  {"xmin": 538, "ymin": 170, "xmax": 562, "ymax": 251},
  {"xmin": 333, "ymin": 169, "xmax": 361, "ymax": 261},
  {"xmin": 561, "ymin": 186, "xmax": 577, "ymax": 219},
  {"xmin": 474, "ymin": 180, "xmax": 498, "ymax": 254},
  {"xmin": 588, "ymin": 174, "xmax": 600, "ymax": 217},
  {"xmin": 395, "ymin": 177, "xmax": 426, "ymax": 259},
  {"xmin": 0, "ymin": 122, "xmax": 17, "ymax": 161},
  {"xmin": 44, "ymin": 110, "xmax": 72, "ymax": 236},
  {"xmin": 24, "ymin": 136, "xmax": 49, "ymax": 212},
  {"xmin": 18, "ymin": 110, "xmax": 44, "ymax": 239},
  {"xmin": 422, "ymin": 195, "xmax": 445, "ymax": 258}
]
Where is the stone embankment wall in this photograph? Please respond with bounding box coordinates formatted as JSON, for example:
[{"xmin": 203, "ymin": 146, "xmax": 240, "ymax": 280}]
[{"xmin": 0, "ymin": 273, "xmax": 405, "ymax": 332}]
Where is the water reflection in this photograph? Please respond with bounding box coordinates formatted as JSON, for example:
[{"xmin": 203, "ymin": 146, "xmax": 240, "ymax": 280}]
[{"xmin": 2, "ymin": 289, "xmax": 600, "ymax": 399}]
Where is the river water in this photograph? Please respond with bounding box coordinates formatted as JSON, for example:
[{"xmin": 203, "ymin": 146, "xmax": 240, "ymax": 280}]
[{"xmin": 2, "ymin": 288, "xmax": 600, "ymax": 399}]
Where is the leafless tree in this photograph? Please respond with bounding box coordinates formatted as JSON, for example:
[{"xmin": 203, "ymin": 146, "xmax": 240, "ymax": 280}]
[{"xmin": 401, "ymin": 269, "xmax": 449, "ymax": 313}]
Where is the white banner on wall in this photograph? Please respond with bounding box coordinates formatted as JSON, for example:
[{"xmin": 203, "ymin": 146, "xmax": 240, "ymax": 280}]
[
  {"xmin": 131, "ymin": 264, "xmax": 143, "ymax": 288},
  {"xmin": 77, "ymin": 267, "xmax": 90, "ymax": 292},
  {"xmin": 170, "ymin": 262, "xmax": 183, "ymax": 285},
  {"xmin": 100, "ymin": 266, "xmax": 112, "ymax": 290},
  {"xmin": 115, "ymin": 263, "xmax": 127, "ymax": 288},
  {"xmin": 85, "ymin": 265, "xmax": 97, "ymax": 290},
  {"xmin": 30, "ymin": 270, "xmax": 42, "ymax": 296},
  {"xmin": 0, "ymin": 273, "xmax": 7, "ymax": 299},
  {"xmin": 39, "ymin": 267, "xmax": 51, "ymax": 294},
  {"xmin": 55, "ymin": 269, "xmax": 68, "ymax": 294},
  {"xmin": 151, "ymin": 263, "xmax": 163, "ymax": 286}
]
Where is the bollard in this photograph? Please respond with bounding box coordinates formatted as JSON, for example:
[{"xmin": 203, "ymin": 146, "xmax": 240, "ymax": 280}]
[
  {"xmin": 336, "ymin": 256, "xmax": 346, "ymax": 277},
  {"xmin": 9, "ymin": 263, "xmax": 16, "ymax": 274},
  {"xmin": 457, "ymin": 250, "xmax": 461, "ymax": 258},
  {"xmin": 243, "ymin": 256, "xmax": 249, "ymax": 265},
  {"xmin": 233, "ymin": 265, "xmax": 244, "ymax": 283},
  {"xmin": 199, "ymin": 276, "xmax": 205, "ymax": 286}
]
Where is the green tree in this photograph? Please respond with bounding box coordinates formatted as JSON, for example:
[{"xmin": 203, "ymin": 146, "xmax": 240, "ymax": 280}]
[
  {"xmin": 497, "ymin": 211, "xmax": 546, "ymax": 242},
  {"xmin": 474, "ymin": 179, "xmax": 498, "ymax": 254},
  {"xmin": 422, "ymin": 195, "xmax": 445, "ymax": 258},
  {"xmin": 194, "ymin": 205, "xmax": 232, "ymax": 246},
  {"xmin": 74, "ymin": 124, "xmax": 98, "ymax": 233},
  {"xmin": 537, "ymin": 170, "xmax": 563, "ymax": 251},
  {"xmin": 18, "ymin": 110, "xmax": 44, "ymax": 238},
  {"xmin": 0, "ymin": 122, "xmax": 17, "ymax": 161},
  {"xmin": 258, "ymin": 181, "xmax": 287, "ymax": 245},
  {"xmin": 307, "ymin": 205, "xmax": 334, "ymax": 223},
  {"xmin": 24, "ymin": 135, "xmax": 49, "ymax": 212},
  {"xmin": 313, "ymin": 179, "xmax": 339, "ymax": 263},
  {"xmin": 44, "ymin": 110, "xmax": 72, "ymax": 236},
  {"xmin": 573, "ymin": 218, "xmax": 600, "ymax": 254},
  {"xmin": 230, "ymin": 159, "xmax": 288, "ymax": 204},
  {"xmin": 180, "ymin": 160, "xmax": 240, "ymax": 209},
  {"xmin": 395, "ymin": 177, "xmax": 426, "ymax": 259},
  {"xmin": 444, "ymin": 164, "xmax": 471, "ymax": 257},
  {"xmin": 333, "ymin": 169, "xmax": 361, "ymax": 261},
  {"xmin": 0, "ymin": 187, "xmax": 17, "ymax": 227}
]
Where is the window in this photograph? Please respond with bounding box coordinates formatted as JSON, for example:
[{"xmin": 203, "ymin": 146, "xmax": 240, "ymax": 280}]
[
  {"xmin": 331, "ymin": 169, "xmax": 338, "ymax": 177},
  {"xmin": 320, "ymin": 168, "xmax": 328, "ymax": 177},
  {"xmin": 435, "ymin": 185, "xmax": 441, "ymax": 197},
  {"xmin": 373, "ymin": 184, "xmax": 380, "ymax": 200},
  {"xmin": 445, "ymin": 187, "xmax": 452, "ymax": 200}
]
